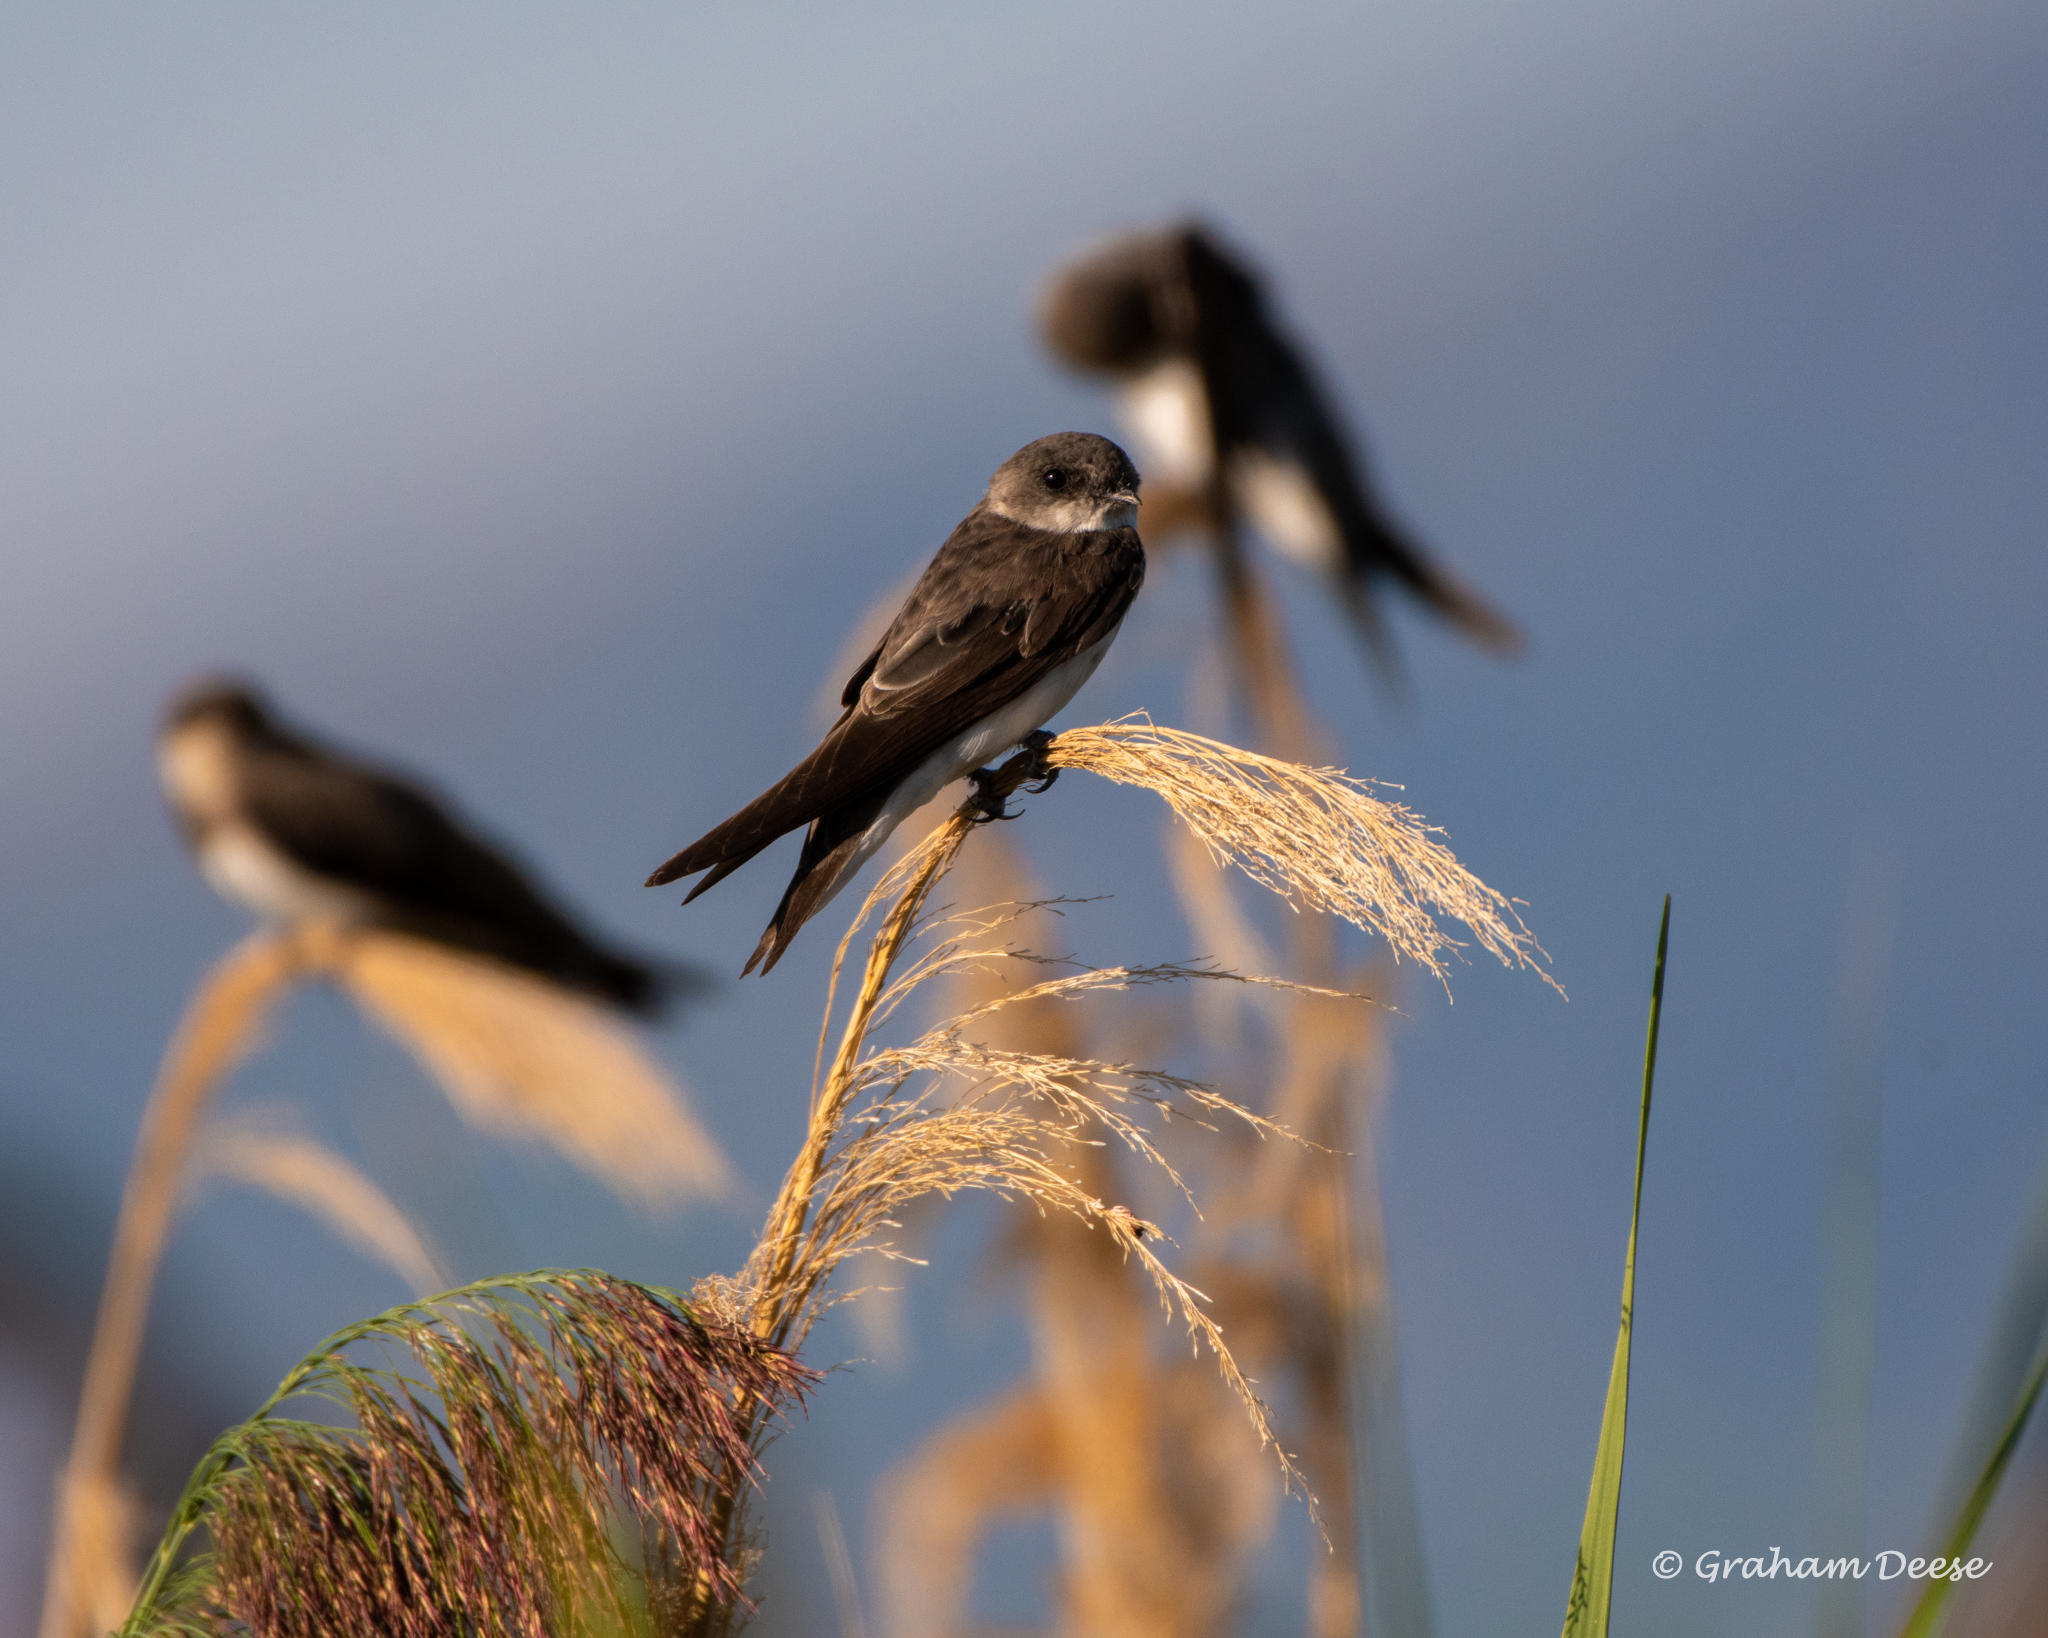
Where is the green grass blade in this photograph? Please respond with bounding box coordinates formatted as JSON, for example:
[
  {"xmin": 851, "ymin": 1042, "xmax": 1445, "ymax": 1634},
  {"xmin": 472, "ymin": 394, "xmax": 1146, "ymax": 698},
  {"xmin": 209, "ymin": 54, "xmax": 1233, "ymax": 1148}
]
[
  {"xmin": 1895, "ymin": 1344, "xmax": 2048, "ymax": 1638},
  {"xmin": 1561, "ymin": 895, "xmax": 1669, "ymax": 1638},
  {"xmin": 1924, "ymin": 1149, "xmax": 2048, "ymax": 1549}
]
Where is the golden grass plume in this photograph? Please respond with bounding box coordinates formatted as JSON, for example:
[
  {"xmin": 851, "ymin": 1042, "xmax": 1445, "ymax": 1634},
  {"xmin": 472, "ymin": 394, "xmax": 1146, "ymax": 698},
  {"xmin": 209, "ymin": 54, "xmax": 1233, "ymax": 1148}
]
[
  {"xmin": 1045, "ymin": 716, "xmax": 1558, "ymax": 993},
  {"xmin": 327, "ymin": 926, "xmax": 733, "ymax": 1210}
]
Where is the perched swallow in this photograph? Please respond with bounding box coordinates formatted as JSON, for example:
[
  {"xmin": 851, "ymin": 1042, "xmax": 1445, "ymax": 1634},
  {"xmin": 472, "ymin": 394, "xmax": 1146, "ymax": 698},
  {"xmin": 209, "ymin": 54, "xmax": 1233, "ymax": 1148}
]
[
  {"xmin": 159, "ymin": 679, "xmax": 673, "ymax": 1014},
  {"xmin": 1040, "ymin": 222, "xmax": 1519, "ymax": 670},
  {"xmin": 649, "ymin": 432, "xmax": 1144, "ymax": 975}
]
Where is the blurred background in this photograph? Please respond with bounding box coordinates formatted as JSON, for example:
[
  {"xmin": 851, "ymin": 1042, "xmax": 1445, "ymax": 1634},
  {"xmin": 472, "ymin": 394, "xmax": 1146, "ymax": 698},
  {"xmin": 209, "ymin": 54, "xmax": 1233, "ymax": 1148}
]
[{"xmin": 4, "ymin": 2, "xmax": 2046, "ymax": 1634}]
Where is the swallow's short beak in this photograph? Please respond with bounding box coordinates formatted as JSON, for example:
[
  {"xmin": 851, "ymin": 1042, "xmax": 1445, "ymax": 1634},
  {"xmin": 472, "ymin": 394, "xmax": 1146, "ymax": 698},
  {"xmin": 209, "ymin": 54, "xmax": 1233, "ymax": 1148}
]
[{"xmin": 1110, "ymin": 489, "xmax": 1140, "ymax": 507}]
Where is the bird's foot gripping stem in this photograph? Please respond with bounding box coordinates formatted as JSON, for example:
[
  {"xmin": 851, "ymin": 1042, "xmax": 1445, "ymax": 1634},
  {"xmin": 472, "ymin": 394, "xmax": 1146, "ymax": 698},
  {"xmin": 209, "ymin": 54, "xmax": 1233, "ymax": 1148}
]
[
  {"xmin": 965, "ymin": 731, "xmax": 1061, "ymax": 823},
  {"xmin": 1015, "ymin": 729, "xmax": 1060, "ymax": 794},
  {"xmin": 964, "ymin": 765, "xmax": 1020, "ymax": 822}
]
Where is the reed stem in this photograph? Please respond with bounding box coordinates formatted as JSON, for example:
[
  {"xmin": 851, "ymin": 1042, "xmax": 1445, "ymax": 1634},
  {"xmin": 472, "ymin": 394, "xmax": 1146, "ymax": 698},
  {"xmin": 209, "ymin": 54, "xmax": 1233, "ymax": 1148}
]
[
  {"xmin": 685, "ymin": 782, "xmax": 1037, "ymax": 1638},
  {"xmin": 40, "ymin": 929, "xmax": 308, "ymax": 1638},
  {"xmin": 755, "ymin": 821, "xmax": 967, "ymax": 1346}
]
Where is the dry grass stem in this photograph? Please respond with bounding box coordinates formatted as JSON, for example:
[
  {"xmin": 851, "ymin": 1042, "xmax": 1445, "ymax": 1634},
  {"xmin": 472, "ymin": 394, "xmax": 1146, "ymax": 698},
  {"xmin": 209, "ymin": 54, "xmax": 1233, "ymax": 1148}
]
[
  {"xmin": 197, "ymin": 1121, "xmax": 448, "ymax": 1296},
  {"xmin": 878, "ymin": 836, "xmax": 1285, "ymax": 1637},
  {"xmin": 41, "ymin": 1473, "xmax": 140, "ymax": 1638},
  {"xmin": 754, "ymin": 902, "xmax": 1311, "ymax": 1477},
  {"xmin": 41, "ymin": 930, "xmax": 303, "ymax": 1638},
  {"xmin": 1046, "ymin": 717, "xmax": 1557, "ymax": 994},
  {"xmin": 330, "ymin": 927, "xmax": 733, "ymax": 1209}
]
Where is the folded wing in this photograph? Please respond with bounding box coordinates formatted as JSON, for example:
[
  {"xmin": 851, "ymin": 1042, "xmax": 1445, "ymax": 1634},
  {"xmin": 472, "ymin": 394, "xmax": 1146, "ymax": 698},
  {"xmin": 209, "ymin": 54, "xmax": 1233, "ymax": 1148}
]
[{"xmin": 242, "ymin": 746, "xmax": 664, "ymax": 1012}]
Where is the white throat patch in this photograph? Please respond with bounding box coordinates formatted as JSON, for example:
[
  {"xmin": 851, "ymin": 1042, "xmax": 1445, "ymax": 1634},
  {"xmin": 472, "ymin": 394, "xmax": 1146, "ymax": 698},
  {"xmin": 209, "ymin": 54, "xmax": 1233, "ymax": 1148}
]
[
  {"xmin": 987, "ymin": 494, "xmax": 1137, "ymax": 533},
  {"xmin": 159, "ymin": 719, "xmax": 242, "ymax": 827}
]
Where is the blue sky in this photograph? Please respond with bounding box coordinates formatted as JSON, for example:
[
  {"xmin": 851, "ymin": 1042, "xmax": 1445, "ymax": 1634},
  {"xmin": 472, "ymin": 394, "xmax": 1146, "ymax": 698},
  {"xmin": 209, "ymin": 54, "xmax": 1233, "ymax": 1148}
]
[{"xmin": 3, "ymin": 3, "xmax": 2045, "ymax": 1633}]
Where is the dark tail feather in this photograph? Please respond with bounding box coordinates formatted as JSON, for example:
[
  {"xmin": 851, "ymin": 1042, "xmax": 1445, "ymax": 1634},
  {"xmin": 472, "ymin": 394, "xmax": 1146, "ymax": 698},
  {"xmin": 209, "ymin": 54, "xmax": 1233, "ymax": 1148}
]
[
  {"xmin": 646, "ymin": 741, "xmax": 856, "ymax": 890},
  {"xmin": 586, "ymin": 949, "xmax": 667, "ymax": 1016},
  {"xmin": 646, "ymin": 803, "xmax": 783, "ymax": 890},
  {"xmin": 1334, "ymin": 576, "xmax": 1411, "ymax": 701},
  {"xmin": 1409, "ymin": 568, "xmax": 1523, "ymax": 655},
  {"xmin": 589, "ymin": 949, "xmax": 717, "ymax": 1019},
  {"xmin": 679, "ymin": 852, "xmax": 756, "ymax": 904},
  {"xmin": 743, "ymin": 792, "xmax": 890, "ymax": 976},
  {"xmin": 648, "ymin": 837, "xmax": 770, "ymax": 892},
  {"xmin": 1350, "ymin": 513, "xmax": 1524, "ymax": 659},
  {"xmin": 744, "ymin": 834, "xmax": 867, "ymax": 976}
]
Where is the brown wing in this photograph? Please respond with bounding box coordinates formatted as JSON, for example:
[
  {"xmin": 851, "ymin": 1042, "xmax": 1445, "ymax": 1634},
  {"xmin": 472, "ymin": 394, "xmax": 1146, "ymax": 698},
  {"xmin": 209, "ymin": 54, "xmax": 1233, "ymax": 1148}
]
[
  {"xmin": 240, "ymin": 734, "xmax": 669, "ymax": 1013},
  {"xmin": 1177, "ymin": 228, "xmax": 1521, "ymax": 655}
]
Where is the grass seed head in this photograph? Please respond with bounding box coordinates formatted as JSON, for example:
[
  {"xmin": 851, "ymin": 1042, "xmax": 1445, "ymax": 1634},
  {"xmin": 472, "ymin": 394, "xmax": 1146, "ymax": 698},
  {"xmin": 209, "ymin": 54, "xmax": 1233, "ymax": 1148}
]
[
  {"xmin": 1046, "ymin": 717, "xmax": 1559, "ymax": 995},
  {"xmin": 123, "ymin": 1272, "xmax": 815, "ymax": 1638}
]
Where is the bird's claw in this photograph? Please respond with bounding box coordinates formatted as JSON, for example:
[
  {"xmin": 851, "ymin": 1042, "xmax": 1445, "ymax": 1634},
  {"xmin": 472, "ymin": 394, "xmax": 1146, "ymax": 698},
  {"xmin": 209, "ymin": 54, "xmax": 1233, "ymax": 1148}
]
[
  {"xmin": 965, "ymin": 766, "xmax": 1018, "ymax": 823},
  {"xmin": 966, "ymin": 732, "xmax": 1061, "ymax": 822},
  {"xmin": 1017, "ymin": 729, "xmax": 1060, "ymax": 794}
]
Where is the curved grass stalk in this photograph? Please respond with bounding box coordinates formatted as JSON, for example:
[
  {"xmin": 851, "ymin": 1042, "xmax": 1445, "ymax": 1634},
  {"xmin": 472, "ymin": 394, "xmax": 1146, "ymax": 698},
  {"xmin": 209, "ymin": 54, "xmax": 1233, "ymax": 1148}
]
[
  {"xmin": 1896, "ymin": 1345, "xmax": 2048, "ymax": 1636},
  {"xmin": 197, "ymin": 1120, "xmax": 448, "ymax": 1296},
  {"xmin": 42, "ymin": 931, "xmax": 306, "ymax": 1638}
]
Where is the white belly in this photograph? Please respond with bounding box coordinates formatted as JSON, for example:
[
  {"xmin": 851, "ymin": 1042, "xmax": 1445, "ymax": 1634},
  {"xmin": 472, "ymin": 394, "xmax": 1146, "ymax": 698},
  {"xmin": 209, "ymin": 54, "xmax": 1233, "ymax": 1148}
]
[
  {"xmin": 836, "ymin": 630, "xmax": 1120, "ymax": 890},
  {"xmin": 1119, "ymin": 361, "xmax": 1214, "ymax": 488},
  {"xmin": 199, "ymin": 824, "xmax": 378, "ymax": 926},
  {"xmin": 1229, "ymin": 448, "xmax": 1342, "ymax": 574}
]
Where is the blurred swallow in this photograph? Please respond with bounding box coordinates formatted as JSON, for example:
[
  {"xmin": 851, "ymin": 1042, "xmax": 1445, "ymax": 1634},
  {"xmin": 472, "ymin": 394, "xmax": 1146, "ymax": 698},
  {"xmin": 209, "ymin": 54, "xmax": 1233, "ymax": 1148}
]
[
  {"xmin": 160, "ymin": 679, "xmax": 679, "ymax": 1015},
  {"xmin": 1040, "ymin": 221, "xmax": 1519, "ymax": 673},
  {"xmin": 648, "ymin": 432, "xmax": 1145, "ymax": 975}
]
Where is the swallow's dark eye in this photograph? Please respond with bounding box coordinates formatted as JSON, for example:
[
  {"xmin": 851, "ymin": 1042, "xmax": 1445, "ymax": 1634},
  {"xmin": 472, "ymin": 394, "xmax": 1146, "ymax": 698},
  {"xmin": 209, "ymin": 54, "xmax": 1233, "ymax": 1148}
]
[{"xmin": 1041, "ymin": 468, "xmax": 1067, "ymax": 490}]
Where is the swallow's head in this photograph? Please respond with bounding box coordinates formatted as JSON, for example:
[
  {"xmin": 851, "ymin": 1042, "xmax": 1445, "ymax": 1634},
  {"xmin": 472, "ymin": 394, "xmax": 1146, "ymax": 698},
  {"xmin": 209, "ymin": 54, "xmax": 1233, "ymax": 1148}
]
[
  {"xmin": 162, "ymin": 675, "xmax": 275, "ymax": 741},
  {"xmin": 986, "ymin": 432, "xmax": 1142, "ymax": 534},
  {"xmin": 1041, "ymin": 221, "xmax": 1263, "ymax": 378},
  {"xmin": 1040, "ymin": 243, "xmax": 1165, "ymax": 372}
]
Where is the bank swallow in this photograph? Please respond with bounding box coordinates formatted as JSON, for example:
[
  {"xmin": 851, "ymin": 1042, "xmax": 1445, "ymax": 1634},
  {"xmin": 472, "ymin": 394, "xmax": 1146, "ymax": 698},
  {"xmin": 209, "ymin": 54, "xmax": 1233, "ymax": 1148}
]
[
  {"xmin": 160, "ymin": 679, "xmax": 674, "ymax": 1014},
  {"xmin": 648, "ymin": 432, "xmax": 1144, "ymax": 974},
  {"xmin": 1040, "ymin": 222, "xmax": 1519, "ymax": 670}
]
